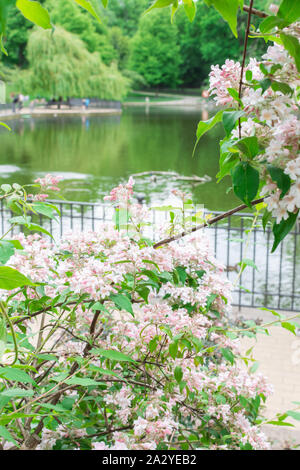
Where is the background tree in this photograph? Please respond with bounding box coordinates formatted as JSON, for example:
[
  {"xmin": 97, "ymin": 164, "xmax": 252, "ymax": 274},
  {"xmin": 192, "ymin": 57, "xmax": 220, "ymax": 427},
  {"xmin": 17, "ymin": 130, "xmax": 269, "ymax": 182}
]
[
  {"xmin": 0, "ymin": 0, "xmax": 282, "ymax": 97},
  {"xmin": 45, "ymin": 0, "xmax": 116, "ymax": 65},
  {"xmin": 14, "ymin": 27, "xmax": 129, "ymax": 100},
  {"xmin": 175, "ymin": 0, "xmax": 273, "ymax": 87},
  {"xmin": 0, "ymin": 4, "xmax": 32, "ymax": 67},
  {"xmin": 105, "ymin": 0, "xmax": 150, "ymax": 37},
  {"xmin": 108, "ymin": 26, "xmax": 130, "ymax": 70},
  {"xmin": 129, "ymin": 9, "xmax": 181, "ymax": 88}
]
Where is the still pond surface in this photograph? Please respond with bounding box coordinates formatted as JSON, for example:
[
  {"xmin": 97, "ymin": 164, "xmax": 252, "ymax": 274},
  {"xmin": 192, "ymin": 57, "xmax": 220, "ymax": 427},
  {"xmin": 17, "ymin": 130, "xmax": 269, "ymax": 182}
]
[
  {"xmin": 1, "ymin": 105, "xmax": 299, "ymax": 311},
  {"xmin": 0, "ymin": 106, "xmax": 240, "ymax": 211}
]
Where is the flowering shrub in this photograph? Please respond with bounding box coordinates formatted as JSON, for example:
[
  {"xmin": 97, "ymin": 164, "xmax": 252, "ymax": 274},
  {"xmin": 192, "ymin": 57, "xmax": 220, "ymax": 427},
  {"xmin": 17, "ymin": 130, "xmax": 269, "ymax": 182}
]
[
  {"xmin": 209, "ymin": 40, "xmax": 300, "ymax": 228},
  {"xmin": 0, "ymin": 179, "xmax": 276, "ymax": 450},
  {"xmin": 0, "ymin": 0, "xmax": 300, "ymax": 453},
  {"xmin": 194, "ymin": 2, "xmax": 300, "ymax": 252}
]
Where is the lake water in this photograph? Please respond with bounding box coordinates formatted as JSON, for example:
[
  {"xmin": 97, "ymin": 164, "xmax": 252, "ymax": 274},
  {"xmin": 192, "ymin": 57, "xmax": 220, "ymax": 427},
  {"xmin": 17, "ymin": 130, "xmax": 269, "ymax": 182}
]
[
  {"xmin": 0, "ymin": 105, "xmax": 299, "ymax": 311},
  {"xmin": 0, "ymin": 106, "xmax": 241, "ymax": 211}
]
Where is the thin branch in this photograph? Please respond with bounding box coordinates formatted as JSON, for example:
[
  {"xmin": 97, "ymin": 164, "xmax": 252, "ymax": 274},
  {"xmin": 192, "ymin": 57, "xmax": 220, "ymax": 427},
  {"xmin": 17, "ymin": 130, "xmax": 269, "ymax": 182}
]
[
  {"xmin": 153, "ymin": 197, "xmax": 265, "ymax": 249},
  {"xmin": 39, "ymin": 324, "xmax": 90, "ymax": 345},
  {"xmin": 20, "ymin": 307, "xmax": 103, "ymax": 450},
  {"xmin": 243, "ymin": 5, "xmax": 268, "ymax": 19},
  {"xmin": 239, "ymin": 0, "xmax": 254, "ymax": 138},
  {"xmin": 87, "ymin": 426, "xmax": 133, "ymax": 439},
  {"xmin": 13, "ymin": 298, "xmax": 93, "ymax": 325}
]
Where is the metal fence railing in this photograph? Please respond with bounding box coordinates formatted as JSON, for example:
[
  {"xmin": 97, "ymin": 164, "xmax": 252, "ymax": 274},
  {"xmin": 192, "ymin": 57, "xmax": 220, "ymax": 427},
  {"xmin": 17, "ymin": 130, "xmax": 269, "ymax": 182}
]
[{"xmin": 1, "ymin": 198, "xmax": 299, "ymax": 313}]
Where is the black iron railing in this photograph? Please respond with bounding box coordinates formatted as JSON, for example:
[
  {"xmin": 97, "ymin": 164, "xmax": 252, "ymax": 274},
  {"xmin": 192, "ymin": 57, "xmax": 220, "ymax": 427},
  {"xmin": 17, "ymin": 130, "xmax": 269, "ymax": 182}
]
[{"xmin": 1, "ymin": 198, "xmax": 299, "ymax": 312}]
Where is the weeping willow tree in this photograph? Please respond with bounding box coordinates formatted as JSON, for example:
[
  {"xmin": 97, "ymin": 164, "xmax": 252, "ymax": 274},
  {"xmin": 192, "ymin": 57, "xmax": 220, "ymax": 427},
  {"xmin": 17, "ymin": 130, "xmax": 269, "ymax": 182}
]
[{"xmin": 15, "ymin": 27, "xmax": 130, "ymax": 100}]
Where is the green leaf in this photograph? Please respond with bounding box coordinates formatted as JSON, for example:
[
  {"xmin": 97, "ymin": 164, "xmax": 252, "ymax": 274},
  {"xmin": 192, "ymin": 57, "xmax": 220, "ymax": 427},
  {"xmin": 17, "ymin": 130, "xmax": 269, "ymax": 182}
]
[
  {"xmin": 232, "ymin": 136, "xmax": 259, "ymax": 159},
  {"xmin": 34, "ymin": 353, "xmax": 58, "ymax": 362},
  {"xmin": 267, "ymin": 165, "xmax": 291, "ymax": 198},
  {"xmin": 271, "ymin": 81, "xmax": 293, "ymax": 96},
  {"xmin": 238, "ymin": 258, "xmax": 258, "ymax": 273},
  {"xmin": 92, "ymin": 348, "xmax": 136, "ymax": 363},
  {"xmin": 286, "ymin": 410, "xmax": 300, "ymax": 421},
  {"xmin": 0, "ymin": 266, "xmax": 35, "ymax": 290},
  {"xmin": 110, "ymin": 293, "xmax": 134, "ymax": 317},
  {"xmin": 171, "ymin": 1, "xmax": 179, "ymax": 22},
  {"xmin": 101, "ymin": 0, "xmax": 108, "ymax": 7},
  {"xmin": 0, "ymin": 425, "xmax": 17, "ymax": 444},
  {"xmin": 262, "ymin": 209, "xmax": 272, "ymax": 232},
  {"xmin": 245, "ymin": 70, "xmax": 252, "ymax": 81},
  {"xmin": 206, "ymin": 293, "xmax": 218, "ymax": 310},
  {"xmin": 278, "ymin": 0, "xmax": 300, "ymax": 23},
  {"xmin": 31, "ymin": 202, "xmax": 57, "ymax": 219},
  {"xmin": 9, "ymin": 215, "xmax": 30, "ymax": 225},
  {"xmin": 65, "ymin": 377, "xmax": 99, "ymax": 386},
  {"xmin": 1, "ymin": 388, "xmax": 34, "ymax": 397},
  {"xmin": 259, "ymin": 16, "xmax": 289, "ymax": 33},
  {"xmin": 280, "ymin": 33, "xmax": 300, "ymax": 72},
  {"xmin": 227, "ymin": 87, "xmax": 242, "ymax": 105},
  {"xmin": 281, "ymin": 322, "xmax": 296, "ymax": 335},
  {"xmin": 0, "ymin": 122, "xmax": 11, "ymax": 131},
  {"xmin": 6, "ymin": 240, "xmax": 23, "ymax": 250},
  {"xmin": 195, "ymin": 270, "xmax": 206, "ymax": 279},
  {"xmin": 91, "ymin": 301, "xmax": 109, "ymax": 314},
  {"xmin": 222, "ymin": 110, "xmax": 245, "ymax": 137},
  {"xmin": 145, "ymin": 0, "xmax": 174, "ymax": 14},
  {"xmin": 1, "ymin": 184, "xmax": 12, "ymax": 193},
  {"xmin": 16, "ymin": 0, "xmax": 51, "ymax": 29},
  {"xmin": 193, "ymin": 110, "xmax": 224, "ymax": 155},
  {"xmin": 169, "ymin": 341, "xmax": 178, "ymax": 359},
  {"xmin": 88, "ymin": 365, "xmax": 121, "ymax": 379},
  {"xmin": 183, "ymin": 0, "xmax": 196, "ymax": 22},
  {"xmin": 215, "ymin": 393, "xmax": 227, "ymax": 404},
  {"xmin": 196, "ymin": 110, "xmax": 224, "ymax": 141},
  {"xmin": 174, "ymin": 366, "xmax": 183, "ymax": 384},
  {"xmin": 220, "ymin": 347, "xmax": 235, "ymax": 365},
  {"xmin": 272, "ymin": 211, "xmax": 298, "ymax": 253},
  {"xmin": 136, "ymin": 286, "xmax": 150, "ymax": 302},
  {"xmin": 217, "ymin": 152, "xmax": 239, "ymax": 182},
  {"xmin": 61, "ymin": 397, "xmax": 75, "ymax": 410},
  {"xmin": 73, "ymin": 0, "xmax": 101, "ymax": 22},
  {"xmin": 0, "ymin": 367, "xmax": 36, "ymax": 385},
  {"xmin": 232, "ymin": 162, "xmax": 259, "ymax": 205},
  {"xmin": 37, "ymin": 403, "xmax": 69, "ymax": 414},
  {"xmin": 26, "ymin": 223, "xmax": 53, "ymax": 239},
  {"xmin": 259, "ymin": 78, "xmax": 272, "ymax": 93},
  {"xmin": 204, "ymin": 0, "xmax": 239, "ymax": 37},
  {"xmin": 267, "ymin": 420, "xmax": 294, "ymax": 427},
  {"xmin": 175, "ymin": 266, "xmax": 187, "ymax": 285},
  {"xmin": 0, "ymin": 0, "xmax": 15, "ymax": 54},
  {"xmin": 0, "ymin": 241, "xmax": 15, "ymax": 265},
  {"xmin": 250, "ymin": 361, "xmax": 259, "ymax": 373}
]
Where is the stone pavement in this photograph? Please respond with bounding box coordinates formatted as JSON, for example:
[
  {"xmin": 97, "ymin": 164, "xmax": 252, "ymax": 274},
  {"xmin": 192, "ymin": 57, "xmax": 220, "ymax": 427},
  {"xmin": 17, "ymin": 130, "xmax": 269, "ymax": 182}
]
[{"xmin": 236, "ymin": 307, "xmax": 300, "ymax": 449}]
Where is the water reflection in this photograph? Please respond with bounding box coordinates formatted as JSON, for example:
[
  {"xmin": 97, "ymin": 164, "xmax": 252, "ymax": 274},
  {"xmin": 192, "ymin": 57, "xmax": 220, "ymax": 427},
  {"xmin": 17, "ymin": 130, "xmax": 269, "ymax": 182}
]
[{"xmin": 0, "ymin": 107, "xmax": 240, "ymax": 210}]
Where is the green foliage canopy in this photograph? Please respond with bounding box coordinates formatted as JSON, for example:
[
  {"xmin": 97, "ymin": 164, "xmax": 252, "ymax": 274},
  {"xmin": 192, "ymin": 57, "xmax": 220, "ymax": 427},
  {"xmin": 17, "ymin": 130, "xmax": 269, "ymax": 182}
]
[
  {"xmin": 15, "ymin": 26, "xmax": 129, "ymax": 100},
  {"xmin": 129, "ymin": 9, "xmax": 181, "ymax": 88}
]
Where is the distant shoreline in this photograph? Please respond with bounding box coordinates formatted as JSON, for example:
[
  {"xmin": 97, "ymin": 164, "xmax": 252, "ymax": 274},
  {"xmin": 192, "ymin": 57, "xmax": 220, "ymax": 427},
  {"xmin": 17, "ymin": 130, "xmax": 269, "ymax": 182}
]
[{"xmin": 0, "ymin": 107, "xmax": 122, "ymax": 120}]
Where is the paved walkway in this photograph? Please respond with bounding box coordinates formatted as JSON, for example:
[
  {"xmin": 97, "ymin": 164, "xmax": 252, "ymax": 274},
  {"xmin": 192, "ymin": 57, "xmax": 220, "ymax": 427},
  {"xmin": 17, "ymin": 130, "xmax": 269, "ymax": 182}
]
[
  {"xmin": 124, "ymin": 94, "xmax": 208, "ymax": 108},
  {"xmin": 236, "ymin": 307, "xmax": 300, "ymax": 448}
]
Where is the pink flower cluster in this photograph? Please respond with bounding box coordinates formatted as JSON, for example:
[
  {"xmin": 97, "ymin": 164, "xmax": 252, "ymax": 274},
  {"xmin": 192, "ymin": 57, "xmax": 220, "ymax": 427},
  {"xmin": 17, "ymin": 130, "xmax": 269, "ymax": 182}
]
[
  {"xmin": 209, "ymin": 33, "xmax": 300, "ymax": 223},
  {"xmin": 104, "ymin": 176, "xmax": 134, "ymax": 207},
  {"xmin": 3, "ymin": 184, "xmax": 273, "ymax": 451},
  {"xmin": 209, "ymin": 59, "xmax": 242, "ymax": 106},
  {"xmin": 34, "ymin": 174, "xmax": 62, "ymax": 192},
  {"xmin": 27, "ymin": 174, "xmax": 62, "ymax": 202}
]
